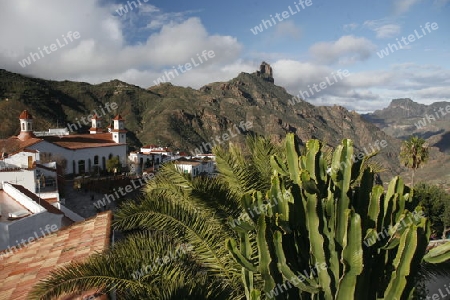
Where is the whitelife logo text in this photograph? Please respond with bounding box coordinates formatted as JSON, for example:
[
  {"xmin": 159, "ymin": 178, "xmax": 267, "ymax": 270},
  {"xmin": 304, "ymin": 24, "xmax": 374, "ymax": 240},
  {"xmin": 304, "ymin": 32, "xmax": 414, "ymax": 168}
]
[{"xmin": 18, "ymin": 31, "xmax": 81, "ymax": 68}]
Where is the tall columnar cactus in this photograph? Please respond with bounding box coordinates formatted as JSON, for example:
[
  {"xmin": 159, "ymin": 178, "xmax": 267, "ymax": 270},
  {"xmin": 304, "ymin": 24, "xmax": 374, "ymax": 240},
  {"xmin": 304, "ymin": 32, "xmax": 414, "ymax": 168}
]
[{"xmin": 226, "ymin": 133, "xmax": 450, "ymax": 300}]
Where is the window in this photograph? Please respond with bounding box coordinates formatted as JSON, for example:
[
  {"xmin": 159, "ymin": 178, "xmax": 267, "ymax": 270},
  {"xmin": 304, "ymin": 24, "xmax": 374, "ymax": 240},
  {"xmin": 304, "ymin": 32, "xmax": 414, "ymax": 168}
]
[
  {"xmin": 22, "ymin": 123, "xmax": 25, "ymax": 130},
  {"xmin": 78, "ymin": 160, "xmax": 85, "ymax": 174}
]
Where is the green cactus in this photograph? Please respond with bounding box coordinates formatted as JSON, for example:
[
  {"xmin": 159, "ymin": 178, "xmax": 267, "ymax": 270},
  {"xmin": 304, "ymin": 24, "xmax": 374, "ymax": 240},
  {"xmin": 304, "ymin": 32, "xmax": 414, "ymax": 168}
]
[{"xmin": 226, "ymin": 133, "xmax": 450, "ymax": 299}]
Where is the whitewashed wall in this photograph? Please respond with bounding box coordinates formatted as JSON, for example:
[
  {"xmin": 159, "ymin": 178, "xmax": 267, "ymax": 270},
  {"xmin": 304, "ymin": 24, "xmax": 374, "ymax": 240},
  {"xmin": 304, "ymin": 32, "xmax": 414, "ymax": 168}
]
[
  {"xmin": 0, "ymin": 211, "xmax": 63, "ymax": 251},
  {"xmin": 0, "ymin": 169, "xmax": 36, "ymax": 192},
  {"xmin": 3, "ymin": 151, "xmax": 40, "ymax": 168},
  {"xmin": 28, "ymin": 140, "xmax": 126, "ymax": 174}
]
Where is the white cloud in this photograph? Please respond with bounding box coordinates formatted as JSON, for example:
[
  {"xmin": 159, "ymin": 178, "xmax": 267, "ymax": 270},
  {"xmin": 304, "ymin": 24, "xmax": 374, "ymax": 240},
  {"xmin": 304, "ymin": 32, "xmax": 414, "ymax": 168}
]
[
  {"xmin": 393, "ymin": 0, "xmax": 421, "ymax": 14},
  {"xmin": 145, "ymin": 11, "xmax": 198, "ymax": 30},
  {"xmin": 272, "ymin": 60, "xmax": 449, "ymax": 112},
  {"xmin": 416, "ymin": 86, "xmax": 450, "ymax": 98},
  {"xmin": 272, "ymin": 21, "xmax": 302, "ymax": 39},
  {"xmin": 373, "ymin": 24, "xmax": 401, "ymax": 39},
  {"xmin": 0, "ymin": 0, "xmax": 447, "ymax": 114},
  {"xmin": 364, "ymin": 19, "xmax": 401, "ymax": 39},
  {"xmin": 309, "ymin": 35, "xmax": 377, "ymax": 65},
  {"xmin": 0, "ymin": 0, "xmax": 244, "ymax": 89},
  {"xmin": 343, "ymin": 23, "xmax": 359, "ymax": 31}
]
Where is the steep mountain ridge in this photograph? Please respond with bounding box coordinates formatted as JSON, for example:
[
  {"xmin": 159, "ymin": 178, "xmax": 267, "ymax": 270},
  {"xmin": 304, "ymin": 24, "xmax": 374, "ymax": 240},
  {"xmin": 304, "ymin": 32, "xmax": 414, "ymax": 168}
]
[{"xmin": 0, "ymin": 67, "xmax": 411, "ymax": 181}]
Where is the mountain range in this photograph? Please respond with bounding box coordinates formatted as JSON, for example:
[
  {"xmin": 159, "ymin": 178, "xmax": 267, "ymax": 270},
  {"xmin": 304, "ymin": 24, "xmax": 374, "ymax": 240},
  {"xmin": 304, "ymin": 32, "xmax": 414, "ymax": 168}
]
[
  {"xmin": 362, "ymin": 98, "xmax": 450, "ymax": 153},
  {"xmin": 0, "ymin": 65, "xmax": 448, "ymax": 188}
]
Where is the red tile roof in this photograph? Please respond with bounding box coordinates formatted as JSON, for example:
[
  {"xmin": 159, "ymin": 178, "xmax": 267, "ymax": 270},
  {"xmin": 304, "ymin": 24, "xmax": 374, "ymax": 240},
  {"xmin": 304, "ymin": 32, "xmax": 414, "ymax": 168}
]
[
  {"xmin": 19, "ymin": 110, "xmax": 33, "ymax": 120},
  {"xmin": 1, "ymin": 132, "xmax": 123, "ymax": 152},
  {"xmin": 0, "ymin": 211, "xmax": 112, "ymax": 300},
  {"xmin": 41, "ymin": 133, "xmax": 123, "ymax": 150},
  {"xmin": 0, "ymin": 137, "xmax": 43, "ymax": 154},
  {"xmin": 113, "ymin": 115, "xmax": 123, "ymax": 121}
]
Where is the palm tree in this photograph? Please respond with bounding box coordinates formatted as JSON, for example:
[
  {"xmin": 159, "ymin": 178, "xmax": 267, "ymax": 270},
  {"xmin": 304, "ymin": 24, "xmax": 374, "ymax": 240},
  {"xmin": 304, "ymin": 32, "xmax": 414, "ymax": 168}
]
[
  {"xmin": 399, "ymin": 135, "xmax": 429, "ymax": 187},
  {"xmin": 32, "ymin": 134, "xmax": 450, "ymax": 300},
  {"xmin": 30, "ymin": 135, "xmax": 283, "ymax": 300},
  {"xmin": 30, "ymin": 231, "xmax": 217, "ymax": 299}
]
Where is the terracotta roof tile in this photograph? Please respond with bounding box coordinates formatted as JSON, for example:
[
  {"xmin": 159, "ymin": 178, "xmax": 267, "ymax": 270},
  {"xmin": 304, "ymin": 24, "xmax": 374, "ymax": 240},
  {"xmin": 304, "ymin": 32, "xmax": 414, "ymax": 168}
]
[
  {"xmin": 0, "ymin": 137, "xmax": 43, "ymax": 154},
  {"xmin": 41, "ymin": 133, "xmax": 124, "ymax": 150},
  {"xmin": 0, "ymin": 211, "xmax": 112, "ymax": 300},
  {"xmin": 0, "ymin": 132, "xmax": 122, "ymax": 153},
  {"xmin": 19, "ymin": 110, "xmax": 33, "ymax": 120}
]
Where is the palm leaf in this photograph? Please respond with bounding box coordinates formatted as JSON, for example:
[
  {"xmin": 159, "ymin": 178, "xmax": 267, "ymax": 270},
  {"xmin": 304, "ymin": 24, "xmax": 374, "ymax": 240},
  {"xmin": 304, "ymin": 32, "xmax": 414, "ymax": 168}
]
[{"xmin": 30, "ymin": 231, "xmax": 217, "ymax": 300}]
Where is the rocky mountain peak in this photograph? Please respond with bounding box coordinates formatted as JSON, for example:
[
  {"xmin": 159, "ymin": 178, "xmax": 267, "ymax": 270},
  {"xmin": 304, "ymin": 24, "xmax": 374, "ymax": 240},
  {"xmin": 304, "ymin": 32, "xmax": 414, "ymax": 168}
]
[{"xmin": 255, "ymin": 61, "xmax": 274, "ymax": 83}]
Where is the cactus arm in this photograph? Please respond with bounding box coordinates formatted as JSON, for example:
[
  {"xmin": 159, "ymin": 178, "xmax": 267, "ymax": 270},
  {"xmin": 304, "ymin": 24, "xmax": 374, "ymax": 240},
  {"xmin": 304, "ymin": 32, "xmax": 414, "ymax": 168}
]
[
  {"xmin": 286, "ymin": 134, "xmax": 301, "ymax": 184},
  {"xmin": 270, "ymin": 155, "xmax": 289, "ymax": 177},
  {"xmin": 336, "ymin": 211, "xmax": 364, "ymax": 300},
  {"xmin": 226, "ymin": 238, "xmax": 258, "ymax": 272},
  {"xmin": 256, "ymin": 215, "xmax": 276, "ymax": 293},
  {"xmin": 423, "ymin": 242, "xmax": 450, "ymax": 263},
  {"xmin": 334, "ymin": 140, "xmax": 353, "ymax": 247},
  {"xmin": 368, "ymin": 185, "xmax": 383, "ymax": 231},
  {"xmin": 384, "ymin": 226, "xmax": 417, "ymax": 299},
  {"xmin": 273, "ymin": 231, "xmax": 321, "ymax": 293},
  {"xmin": 305, "ymin": 192, "xmax": 333, "ymax": 299}
]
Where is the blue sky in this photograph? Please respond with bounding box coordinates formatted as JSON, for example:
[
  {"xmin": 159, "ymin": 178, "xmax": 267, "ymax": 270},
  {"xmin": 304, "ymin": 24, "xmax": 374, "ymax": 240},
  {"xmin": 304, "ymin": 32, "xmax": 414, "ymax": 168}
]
[{"xmin": 0, "ymin": 0, "xmax": 449, "ymax": 112}]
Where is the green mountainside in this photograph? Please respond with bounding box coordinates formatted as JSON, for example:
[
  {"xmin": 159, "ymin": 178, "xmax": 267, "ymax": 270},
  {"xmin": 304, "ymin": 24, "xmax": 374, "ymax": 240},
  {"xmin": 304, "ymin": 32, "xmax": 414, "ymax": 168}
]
[{"xmin": 1, "ymin": 67, "xmax": 448, "ymax": 187}]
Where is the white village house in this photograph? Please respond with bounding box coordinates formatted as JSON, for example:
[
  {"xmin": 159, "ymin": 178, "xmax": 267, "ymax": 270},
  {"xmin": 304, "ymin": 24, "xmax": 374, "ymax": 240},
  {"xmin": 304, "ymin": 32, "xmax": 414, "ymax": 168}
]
[
  {"xmin": 0, "ymin": 144, "xmax": 82, "ymax": 253},
  {"xmin": 0, "ymin": 110, "xmax": 128, "ymax": 175},
  {"xmin": 174, "ymin": 158, "xmax": 216, "ymax": 177}
]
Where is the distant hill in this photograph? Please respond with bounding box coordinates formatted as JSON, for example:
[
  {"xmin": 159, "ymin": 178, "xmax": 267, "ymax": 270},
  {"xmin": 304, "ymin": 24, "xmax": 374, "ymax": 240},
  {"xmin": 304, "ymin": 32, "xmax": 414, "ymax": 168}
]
[
  {"xmin": 0, "ymin": 66, "xmax": 440, "ymax": 184},
  {"xmin": 362, "ymin": 98, "xmax": 450, "ymax": 153},
  {"xmin": 362, "ymin": 98, "xmax": 450, "ymax": 190}
]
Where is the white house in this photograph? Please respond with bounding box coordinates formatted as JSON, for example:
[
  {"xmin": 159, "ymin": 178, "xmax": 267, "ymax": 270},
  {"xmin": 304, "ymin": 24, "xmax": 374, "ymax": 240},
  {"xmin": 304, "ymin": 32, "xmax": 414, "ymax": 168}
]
[
  {"xmin": 174, "ymin": 159, "xmax": 216, "ymax": 177},
  {"xmin": 128, "ymin": 151, "xmax": 162, "ymax": 175},
  {"xmin": 141, "ymin": 145, "xmax": 173, "ymax": 157},
  {"xmin": 193, "ymin": 153, "xmax": 216, "ymax": 161},
  {"xmin": 0, "ymin": 148, "xmax": 79, "ymax": 216},
  {"xmin": 0, "ymin": 182, "xmax": 66, "ymax": 252},
  {"xmin": 0, "ymin": 110, "xmax": 128, "ymax": 175}
]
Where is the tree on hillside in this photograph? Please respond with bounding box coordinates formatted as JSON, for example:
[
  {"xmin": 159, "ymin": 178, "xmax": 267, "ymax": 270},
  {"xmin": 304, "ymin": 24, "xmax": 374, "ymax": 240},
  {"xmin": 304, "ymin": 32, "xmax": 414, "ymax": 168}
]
[
  {"xmin": 414, "ymin": 182, "xmax": 450, "ymax": 239},
  {"xmin": 400, "ymin": 135, "xmax": 429, "ymax": 187}
]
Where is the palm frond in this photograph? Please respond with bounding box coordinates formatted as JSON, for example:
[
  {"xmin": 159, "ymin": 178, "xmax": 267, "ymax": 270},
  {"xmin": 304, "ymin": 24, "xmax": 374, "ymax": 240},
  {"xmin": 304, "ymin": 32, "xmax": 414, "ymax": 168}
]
[
  {"xmin": 30, "ymin": 231, "xmax": 212, "ymax": 300},
  {"xmin": 214, "ymin": 135, "xmax": 282, "ymax": 198},
  {"xmin": 112, "ymin": 195, "xmax": 243, "ymax": 292}
]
